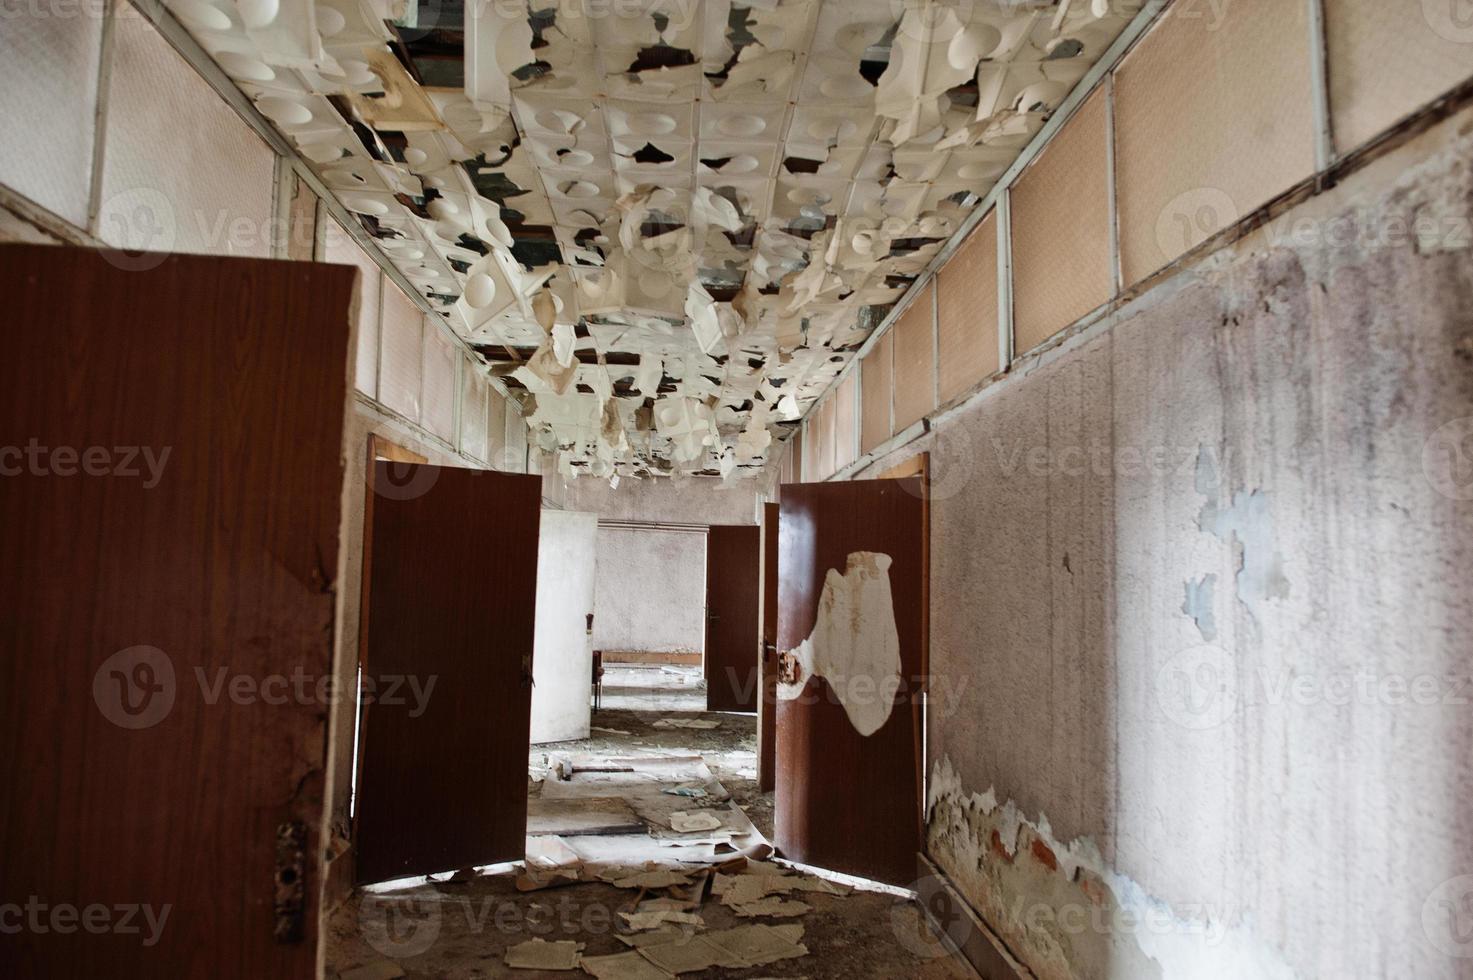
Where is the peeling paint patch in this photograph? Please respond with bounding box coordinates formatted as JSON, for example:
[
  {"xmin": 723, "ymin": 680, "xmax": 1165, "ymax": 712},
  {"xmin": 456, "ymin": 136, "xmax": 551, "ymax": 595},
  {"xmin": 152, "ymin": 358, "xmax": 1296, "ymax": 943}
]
[
  {"xmin": 1194, "ymin": 448, "xmax": 1290, "ymax": 619},
  {"xmin": 926, "ymin": 756, "xmax": 1299, "ymax": 980},
  {"xmin": 777, "ymin": 551, "xmax": 901, "ymax": 737},
  {"xmin": 1182, "ymin": 573, "xmax": 1218, "ymax": 642}
]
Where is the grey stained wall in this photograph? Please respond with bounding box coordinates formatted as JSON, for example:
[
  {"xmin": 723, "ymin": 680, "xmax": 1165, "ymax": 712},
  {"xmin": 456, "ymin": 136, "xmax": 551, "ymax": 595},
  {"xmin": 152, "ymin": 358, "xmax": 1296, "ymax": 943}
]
[
  {"xmin": 593, "ymin": 526, "xmax": 707, "ymax": 656},
  {"xmin": 859, "ymin": 108, "xmax": 1473, "ymax": 977}
]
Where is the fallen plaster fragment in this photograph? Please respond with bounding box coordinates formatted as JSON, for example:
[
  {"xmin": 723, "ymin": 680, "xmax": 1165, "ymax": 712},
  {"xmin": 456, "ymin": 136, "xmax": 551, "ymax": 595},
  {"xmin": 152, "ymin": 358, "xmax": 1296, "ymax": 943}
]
[
  {"xmin": 505, "ymin": 937, "xmax": 584, "ymax": 970},
  {"xmin": 926, "ymin": 755, "xmax": 1298, "ymax": 980},
  {"xmin": 776, "ymin": 552, "xmax": 903, "ymax": 737},
  {"xmin": 337, "ymin": 961, "xmax": 405, "ymax": 980},
  {"xmin": 669, "ymin": 810, "xmax": 724, "ymax": 833},
  {"xmin": 592, "ymin": 726, "xmax": 632, "ymax": 736},
  {"xmin": 731, "ymin": 897, "xmax": 812, "ymax": 919},
  {"xmin": 609, "ymin": 869, "xmax": 693, "ymax": 890},
  {"xmin": 652, "ymin": 718, "xmax": 720, "ymax": 730},
  {"xmin": 580, "ymin": 950, "xmax": 675, "ymax": 980},
  {"xmin": 620, "ymin": 909, "xmax": 704, "ymax": 932}
]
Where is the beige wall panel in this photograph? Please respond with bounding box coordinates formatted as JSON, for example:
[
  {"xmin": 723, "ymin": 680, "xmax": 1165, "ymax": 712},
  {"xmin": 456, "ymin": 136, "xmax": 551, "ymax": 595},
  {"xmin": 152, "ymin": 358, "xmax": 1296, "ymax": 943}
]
[
  {"xmin": 1012, "ymin": 88, "xmax": 1113, "ymax": 354},
  {"xmin": 504, "ymin": 406, "xmax": 528, "ymax": 472},
  {"xmin": 323, "ymin": 219, "xmax": 382, "ymax": 400},
  {"xmin": 379, "ymin": 284, "xmax": 423, "ymax": 422},
  {"xmin": 460, "ymin": 361, "xmax": 489, "ymax": 462},
  {"xmin": 820, "ymin": 395, "xmax": 838, "ymax": 480},
  {"xmin": 892, "ymin": 282, "xmax": 938, "ymax": 431},
  {"xmin": 1116, "ymin": 0, "xmax": 1316, "ymax": 285},
  {"xmin": 1325, "ymin": 0, "xmax": 1473, "ymax": 153},
  {"xmin": 0, "ymin": 10, "xmax": 101, "ymax": 226},
  {"xmin": 101, "ymin": 14, "xmax": 275, "ymax": 257},
  {"xmin": 421, "ymin": 324, "xmax": 457, "ymax": 441},
  {"xmin": 487, "ymin": 390, "xmax": 509, "ymax": 467},
  {"xmin": 834, "ymin": 372, "xmax": 859, "ymax": 472},
  {"xmin": 861, "ymin": 330, "xmax": 894, "ymax": 455},
  {"xmin": 937, "ymin": 212, "xmax": 1000, "ymax": 405}
]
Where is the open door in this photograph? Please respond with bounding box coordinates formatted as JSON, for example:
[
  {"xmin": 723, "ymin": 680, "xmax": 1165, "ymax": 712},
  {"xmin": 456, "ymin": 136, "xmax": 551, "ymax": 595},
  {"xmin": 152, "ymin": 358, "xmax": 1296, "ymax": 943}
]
[
  {"xmin": 758, "ymin": 503, "xmax": 780, "ymax": 791},
  {"xmin": 704, "ymin": 525, "xmax": 762, "ymax": 712},
  {"xmin": 775, "ymin": 473, "xmax": 928, "ymax": 886},
  {"xmin": 0, "ymin": 245, "xmax": 354, "ymax": 977},
  {"xmin": 354, "ymin": 462, "xmax": 542, "ymax": 884},
  {"xmin": 530, "ymin": 510, "xmax": 599, "ymax": 743}
]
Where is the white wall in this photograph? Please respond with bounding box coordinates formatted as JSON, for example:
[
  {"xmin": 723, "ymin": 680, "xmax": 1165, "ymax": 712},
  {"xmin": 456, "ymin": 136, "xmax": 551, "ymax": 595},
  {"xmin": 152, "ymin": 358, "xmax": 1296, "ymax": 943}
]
[
  {"xmin": 592, "ymin": 526, "xmax": 707, "ymax": 657},
  {"xmin": 530, "ymin": 510, "xmax": 599, "ymax": 743}
]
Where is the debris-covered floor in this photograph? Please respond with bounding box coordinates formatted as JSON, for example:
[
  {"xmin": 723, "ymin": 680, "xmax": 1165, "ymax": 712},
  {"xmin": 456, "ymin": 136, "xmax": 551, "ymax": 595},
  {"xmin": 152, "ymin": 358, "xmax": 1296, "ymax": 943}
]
[{"xmin": 326, "ymin": 666, "xmax": 974, "ymax": 978}]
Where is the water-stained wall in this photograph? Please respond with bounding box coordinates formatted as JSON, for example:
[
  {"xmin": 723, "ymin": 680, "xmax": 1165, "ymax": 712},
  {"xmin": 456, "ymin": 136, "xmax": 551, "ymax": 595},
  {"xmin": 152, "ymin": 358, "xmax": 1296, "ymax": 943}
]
[{"xmin": 861, "ymin": 105, "xmax": 1473, "ymax": 978}]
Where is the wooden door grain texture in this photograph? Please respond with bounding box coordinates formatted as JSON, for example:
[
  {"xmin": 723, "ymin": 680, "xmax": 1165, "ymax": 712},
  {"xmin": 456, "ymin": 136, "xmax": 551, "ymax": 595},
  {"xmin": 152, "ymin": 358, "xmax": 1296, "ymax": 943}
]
[
  {"xmin": 354, "ymin": 462, "xmax": 543, "ymax": 884},
  {"xmin": 704, "ymin": 525, "xmax": 762, "ymax": 713},
  {"xmin": 758, "ymin": 503, "xmax": 780, "ymax": 791},
  {"xmin": 775, "ymin": 478, "xmax": 927, "ymax": 886},
  {"xmin": 0, "ymin": 244, "xmax": 355, "ymax": 978}
]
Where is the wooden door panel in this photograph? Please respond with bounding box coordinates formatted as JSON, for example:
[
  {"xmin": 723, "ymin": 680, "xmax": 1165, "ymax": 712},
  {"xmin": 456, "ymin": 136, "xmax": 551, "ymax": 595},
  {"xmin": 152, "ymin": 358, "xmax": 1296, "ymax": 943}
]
[
  {"xmin": 758, "ymin": 503, "xmax": 780, "ymax": 791},
  {"xmin": 0, "ymin": 244, "xmax": 353, "ymax": 977},
  {"xmin": 704, "ymin": 525, "xmax": 761, "ymax": 713},
  {"xmin": 354, "ymin": 462, "xmax": 542, "ymax": 884},
  {"xmin": 775, "ymin": 477, "xmax": 927, "ymax": 886}
]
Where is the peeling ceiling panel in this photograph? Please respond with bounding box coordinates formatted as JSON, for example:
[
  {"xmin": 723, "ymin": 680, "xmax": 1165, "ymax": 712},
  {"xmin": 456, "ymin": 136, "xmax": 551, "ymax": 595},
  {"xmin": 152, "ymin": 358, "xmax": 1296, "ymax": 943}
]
[{"xmin": 160, "ymin": 0, "xmax": 1140, "ymax": 479}]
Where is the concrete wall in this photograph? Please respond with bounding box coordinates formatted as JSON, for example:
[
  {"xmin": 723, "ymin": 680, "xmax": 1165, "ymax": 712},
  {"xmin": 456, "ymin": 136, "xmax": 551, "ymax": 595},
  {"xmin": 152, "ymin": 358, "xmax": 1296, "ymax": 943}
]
[
  {"xmin": 859, "ymin": 108, "xmax": 1473, "ymax": 978},
  {"xmin": 592, "ymin": 526, "xmax": 707, "ymax": 657}
]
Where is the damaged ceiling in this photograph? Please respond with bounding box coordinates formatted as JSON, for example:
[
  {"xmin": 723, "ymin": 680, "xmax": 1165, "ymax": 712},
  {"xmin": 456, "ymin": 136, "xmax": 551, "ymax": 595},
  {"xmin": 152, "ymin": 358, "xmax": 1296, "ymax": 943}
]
[{"xmin": 163, "ymin": 0, "xmax": 1138, "ymax": 479}]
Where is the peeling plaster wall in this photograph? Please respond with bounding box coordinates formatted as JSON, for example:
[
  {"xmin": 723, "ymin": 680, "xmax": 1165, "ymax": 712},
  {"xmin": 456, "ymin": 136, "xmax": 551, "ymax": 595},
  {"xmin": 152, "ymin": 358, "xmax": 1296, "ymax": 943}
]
[
  {"xmin": 860, "ymin": 108, "xmax": 1473, "ymax": 978},
  {"xmin": 592, "ymin": 526, "xmax": 707, "ymax": 658}
]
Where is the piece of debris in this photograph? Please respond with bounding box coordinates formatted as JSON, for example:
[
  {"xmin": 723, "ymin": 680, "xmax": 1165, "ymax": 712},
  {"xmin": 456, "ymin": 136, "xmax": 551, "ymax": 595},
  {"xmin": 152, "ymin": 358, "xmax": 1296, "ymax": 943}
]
[
  {"xmin": 526, "ymin": 835, "xmax": 582, "ymax": 868},
  {"xmin": 651, "ymin": 718, "xmax": 720, "ymax": 730},
  {"xmin": 591, "ymin": 726, "xmax": 632, "ymax": 736},
  {"xmin": 731, "ymin": 896, "xmax": 812, "ymax": 918},
  {"xmin": 580, "ymin": 950, "xmax": 675, "ymax": 980},
  {"xmin": 337, "ymin": 961, "xmax": 405, "ymax": 980},
  {"xmin": 669, "ymin": 810, "xmax": 724, "ymax": 833},
  {"xmin": 619, "ymin": 909, "xmax": 704, "ymax": 932},
  {"xmin": 661, "ymin": 784, "xmax": 709, "ymax": 799},
  {"xmin": 505, "ymin": 937, "xmax": 583, "ymax": 970},
  {"xmin": 609, "ymin": 869, "xmax": 694, "ymax": 890}
]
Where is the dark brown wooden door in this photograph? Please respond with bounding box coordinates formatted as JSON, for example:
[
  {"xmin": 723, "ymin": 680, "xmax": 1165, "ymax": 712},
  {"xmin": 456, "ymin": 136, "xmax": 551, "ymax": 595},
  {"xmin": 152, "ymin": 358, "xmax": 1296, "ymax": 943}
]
[
  {"xmin": 758, "ymin": 503, "xmax": 780, "ymax": 791},
  {"xmin": 704, "ymin": 525, "xmax": 762, "ymax": 712},
  {"xmin": 0, "ymin": 244, "xmax": 354, "ymax": 977},
  {"xmin": 776, "ymin": 477, "xmax": 927, "ymax": 886},
  {"xmin": 354, "ymin": 462, "xmax": 542, "ymax": 883}
]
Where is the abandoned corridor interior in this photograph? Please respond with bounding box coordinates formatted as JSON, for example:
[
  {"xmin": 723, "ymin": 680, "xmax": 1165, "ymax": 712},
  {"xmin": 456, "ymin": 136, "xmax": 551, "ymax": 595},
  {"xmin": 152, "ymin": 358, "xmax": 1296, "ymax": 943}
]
[{"xmin": 3, "ymin": 1, "xmax": 1473, "ymax": 978}]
